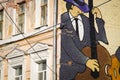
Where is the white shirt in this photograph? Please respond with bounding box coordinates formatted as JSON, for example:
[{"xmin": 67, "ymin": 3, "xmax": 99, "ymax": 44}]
[{"xmin": 69, "ymin": 13, "xmax": 84, "ymax": 41}]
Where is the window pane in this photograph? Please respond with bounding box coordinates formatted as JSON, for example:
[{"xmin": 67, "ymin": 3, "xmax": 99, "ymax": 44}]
[
  {"xmin": 0, "ymin": 22, "xmax": 2, "ymax": 39},
  {"xmin": 16, "ymin": 3, "xmax": 25, "ymax": 34},
  {"xmin": 0, "ymin": 10, "xmax": 3, "ymax": 39},
  {"xmin": 44, "ymin": 71, "xmax": 46, "ymax": 80},
  {"xmin": 43, "ymin": 61, "xmax": 46, "ymax": 70},
  {"xmin": 15, "ymin": 66, "xmax": 22, "ymax": 76},
  {"xmin": 0, "ymin": 70, "xmax": 1, "ymax": 80},
  {"xmin": 15, "ymin": 76, "xmax": 22, "ymax": 80},
  {"xmin": 18, "ymin": 14, "xmax": 24, "ymax": 33},
  {"xmin": 19, "ymin": 4, "xmax": 25, "ymax": 14},
  {"xmin": 38, "ymin": 72, "xmax": 43, "ymax": 80},
  {"xmin": 19, "ymin": 14, "xmax": 24, "ymax": 23},
  {"xmin": 19, "ymin": 67, "xmax": 22, "ymax": 75},
  {"xmin": 41, "ymin": 0, "xmax": 47, "ymax": 25},
  {"xmin": 20, "ymin": 76, "xmax": 22, "ymax": 80},
  {"xmin": 41, "ymin": 0, "xmax": 47, "ymax": 5},
  {"xmin": 14, "ymin": 66, "xmax": 22, "ymax": 80},
  {"xmin": 0, "ymin": 11, "xmax": 3, "ymax": 21},
  {"xmin": 15, "ymin": 77, "xmax": 19, "ymax": 80},
  {"xmin": 41, "ymin": 5, "xmax": 47, "ymax": 25},
  {"xmin": 18, "ymin": 24, "xmax": 24, "ymax": 32},
  {"xmin": 38, "ymin": 61, "xmax": 46, "ymax": 71},
  {"xmin": 38, "ymin": 60, "xmax": 46, "ymax": 80}
]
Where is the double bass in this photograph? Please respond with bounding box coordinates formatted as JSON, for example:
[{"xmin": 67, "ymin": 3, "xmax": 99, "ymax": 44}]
[
  {"xmin": 107, "ymin": 55, "xmax": 120, "ymax": 80},
  {"xmin": 75, "ymin": 0, "xmax": 111, "ymax": 80},
  {"xmin": 75, "ymin": 45, "xmax": 111, "ymax": 80},
  {"xmin": 107, "ymin": 47, "xmax": 120, "ymax": 80}
]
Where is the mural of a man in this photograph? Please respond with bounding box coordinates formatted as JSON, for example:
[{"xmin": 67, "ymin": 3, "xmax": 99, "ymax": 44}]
[{"xmin": 60, "ymin": 0, "xmax": 108, "ymax": 80}]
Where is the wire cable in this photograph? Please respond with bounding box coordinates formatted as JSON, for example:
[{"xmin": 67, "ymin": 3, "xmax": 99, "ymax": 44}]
[
  {"xmin": 0, "ymin": 0, "xmax": 112, "ymax": 79},
  {"xmin": 0, "ymin": 3, "xmax": 77, "ymax": 79},
  {"xmin": 0, "ymin": 3, "xmax": 59, "ymax": 78}
]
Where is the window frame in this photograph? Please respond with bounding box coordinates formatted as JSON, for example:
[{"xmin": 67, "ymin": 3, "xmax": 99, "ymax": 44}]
[
  {"xmin": 35, "ymin": 0, "xmax": 48, "ymax": 29},
  {"xmin": 40, "ymin": 0, "xmax": 48, "ymax": 26},
  {"xmin": 14, "ymin": 2, "xmax": 26, "ymax": 35},
  {"xmin": 0, "ymin": 60, "xmax": 3, "ymax": 80},
  {"xmin": 37, "ymin": 60, "xmax": 47, "ymax": 80},
  {"xmin": 7, "ymin": 49, "xmax": 25, "ymax": 80},
  {"xmin": 14, "ymin": 65, "xmax": 23, "ymax": 80},
  {"xmin": 8, "ymin": 58, "xmax": 25, "ymax": 80},
  {"xmin": 0, "ymin": 9, "xmax": 3, "ymax": 40},
  {"xmin": 29, "ymin": 43, "xmax": 49, "ymax": 80}
]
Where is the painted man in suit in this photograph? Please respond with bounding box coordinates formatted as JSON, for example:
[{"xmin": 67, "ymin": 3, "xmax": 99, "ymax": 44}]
[{"xmin": 60, "ymin": 0, "xmax": 109, "ymax": 80}]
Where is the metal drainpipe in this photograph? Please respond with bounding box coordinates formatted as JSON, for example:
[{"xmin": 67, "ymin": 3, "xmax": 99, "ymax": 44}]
[{"xmin": 53, "ymin": 0, "xmax": 58, "ymax": 80}]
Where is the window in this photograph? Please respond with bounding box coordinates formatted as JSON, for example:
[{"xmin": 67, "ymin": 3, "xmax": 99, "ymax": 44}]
[
  {"xmin": 16, "ymin": 3, "xmax": 25, "ymax": 34},
  {"xmin": 40, "ymin": 0, "xmax": 47, "ymax": 26},
  {"xmin": 14, "ymin": 66, "xmax": 22, "ymax": 80},
  {"xmin": 38, "ymin": 60, "xmax": 46, "ymax": 80},
  {"xmin": 0, "ymin": 10, "xmax": 3, "ymax": 39},
  {"xmin": 28, "ymin": 43, "xmax": 49, "ymax": 80},
  {"xmin": 0, "ymin": 60, "xmax": 3, "ymax": 80},
  {"xmin": 7, "ymin": 49, "xmax": 25, "ymax": 80},
  {"xmin": 0, "ymin": 70, "xmax": 1, "ymax": 80}
]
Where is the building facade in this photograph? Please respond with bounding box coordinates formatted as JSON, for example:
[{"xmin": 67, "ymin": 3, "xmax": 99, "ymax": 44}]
[
  {"xmin": 0, "ymin": 0, "xmax": 120, "ymax": 80},
  {"xmin": 0, "ymin": 0, "xmax": 61, "ymax": 80}
]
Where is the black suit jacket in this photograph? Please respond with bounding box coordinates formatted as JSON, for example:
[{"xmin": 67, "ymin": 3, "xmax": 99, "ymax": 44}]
[{"xmin": 60, "ymin": 12, "xmax": 108, "ymax": 80}]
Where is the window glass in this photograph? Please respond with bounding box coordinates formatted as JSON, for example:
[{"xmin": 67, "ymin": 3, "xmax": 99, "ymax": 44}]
[
  {"xmin": 16, "ymin": 3, "xmax": 25, "ymax": 34},
  {"xmin": 38, "ymin": 60, "xmax": 46, "ymax": 80},
  {"xmin": 0, "ymin": 10, "xmax": 3, "ymax": 39},
  {"xmin": 41, "ymin": 0, "xmax": 47, "ymax": 26},
  {"xmin": 0, "ymin": 70, "xmax": 1, "ymax": 80},
  {"xmin": 14, "ymin": 66, "xmax": 22, "ymax": 80}
]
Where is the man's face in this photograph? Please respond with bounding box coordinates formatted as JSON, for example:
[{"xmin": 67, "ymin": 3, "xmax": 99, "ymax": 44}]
[{"xmin": 70, "ymin": 5, "xmax": 82, "ymax": 17}]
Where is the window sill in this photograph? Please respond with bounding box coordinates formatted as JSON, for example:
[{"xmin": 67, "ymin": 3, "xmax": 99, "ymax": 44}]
[
  {"xmin": 12, "ymin": 33, "xmax": 24, "ymax": 37},
  {"xmin": 35, "ymin": 25, "xmax": 48, "ymax": 30}
]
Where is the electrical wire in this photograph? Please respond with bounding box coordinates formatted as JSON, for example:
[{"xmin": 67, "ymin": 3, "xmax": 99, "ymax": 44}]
[
  {"xmin": 0, "ymin": 2, "xmax": 77, "ymax": 80},
  {"xmin": 24, "ymin": 0, "xmax": 112, "ymax": 37},
  {"xmin": 0, "ymin": 2, "xmax": 75, "ymax": 80},
  {"xmin": 0, "ymin": 3, "xmax": 60, "ymax": 78},
  {"xmin": 96, "ymin": 0, "xmax": 112, "ymax": 7},
  {"xmin": 0, "ymin": 0, "xmax": 112, "ymax": 79}
]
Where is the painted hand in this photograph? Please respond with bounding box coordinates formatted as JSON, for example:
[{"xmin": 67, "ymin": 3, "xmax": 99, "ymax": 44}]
[
  {"xmin": 86, "ymin": 59, "xmax": 100, "ymax": 72},
  {"xmin": 92, "ymin": 7, "xmax": 102, "ymax": 18}
]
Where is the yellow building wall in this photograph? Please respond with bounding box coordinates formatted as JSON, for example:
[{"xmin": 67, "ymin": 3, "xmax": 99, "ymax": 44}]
[
  {"xmin": 59, "ymin": 0, "xmax": 120, "ymax": 55},
  {"xmin": 0, "ymin": 0, "xmax": 120, "ymax": 80}
]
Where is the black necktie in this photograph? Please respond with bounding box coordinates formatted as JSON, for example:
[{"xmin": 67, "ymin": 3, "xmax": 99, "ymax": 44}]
[{"xmin": 74, "ymin": 18, "xmax": 79, "ymax": 37}]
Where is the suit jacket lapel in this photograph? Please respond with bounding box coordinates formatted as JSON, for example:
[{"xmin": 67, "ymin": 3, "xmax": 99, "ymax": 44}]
[
  {"xmin": 65, "ymin": 12, "xmax": 82, "ymax": 48},
  {"xmin": 80, "ymin": 14, "xmax": 90, "ymax": 42},
  {"xmin": 65, "ymin": 12, "xmax": 76, "ymax": 32}
]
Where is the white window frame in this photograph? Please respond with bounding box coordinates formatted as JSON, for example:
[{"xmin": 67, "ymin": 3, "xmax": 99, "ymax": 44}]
[
  {"xmin": 0, "ymin": 9, "xmax": 3, "ymax": 40},
  {"xmin": 7, "ymin": 49, "xmax": 25, "ymax": 80},
  {"xmin": 0, "ymin": 58, "xmax": 3, "ymax": 80},
  {"xmin": 14, "ymin": 65, "xmax": 22, "ymax": 80},
  {"xmin": 27, "ymin": 43, "xmax": 49, "ymax": 80},
  {"xmin": 0, "ymin": 69, "xmax": 1, "ymax": 80},
  {"xmin": 13, "ymin": 2, "xmax": 26, "ymax": 36},
  {"xmin": 35, "ymin": 0, "xmax": 48, "ymax": 29},
  {"xmin": 40, "ymin": 0, "xmax": 48, "ymax": 26},
  {"xmin": 12, "ymin": 8, "xmax": 17, "ymax": 36},
  {"xmin": 37, "ymin": 60, "xmax": 47, "ymax": 80},
  {"xmin": 30, "ymin": 51, "xmax": 49, "ymax": 80},
  {"xmin": 7, "ymin": 56, "xmax": 25, "ymax": 80}
]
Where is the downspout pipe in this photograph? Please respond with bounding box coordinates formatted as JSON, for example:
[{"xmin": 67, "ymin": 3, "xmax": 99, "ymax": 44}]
[{"xmin": 53, "ymin": 0, "xmax": 58, "ymax": 80}]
